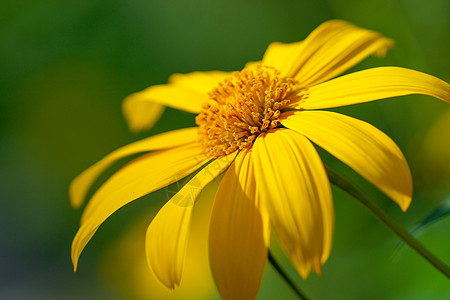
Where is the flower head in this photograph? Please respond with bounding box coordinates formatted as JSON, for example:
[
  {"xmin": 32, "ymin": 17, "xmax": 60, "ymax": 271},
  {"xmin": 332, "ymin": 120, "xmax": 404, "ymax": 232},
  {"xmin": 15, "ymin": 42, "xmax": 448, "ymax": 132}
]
[{"xmin": 71, "ymin": 20, "xmax": 450, "ymax": 299}]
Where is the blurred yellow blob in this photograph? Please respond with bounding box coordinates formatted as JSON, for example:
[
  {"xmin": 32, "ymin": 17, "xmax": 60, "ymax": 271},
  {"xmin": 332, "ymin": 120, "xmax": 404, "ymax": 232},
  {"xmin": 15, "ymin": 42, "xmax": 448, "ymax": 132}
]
[{"xmin": 413, "ymin": 108, "xmax": 450, "ymax": 196}]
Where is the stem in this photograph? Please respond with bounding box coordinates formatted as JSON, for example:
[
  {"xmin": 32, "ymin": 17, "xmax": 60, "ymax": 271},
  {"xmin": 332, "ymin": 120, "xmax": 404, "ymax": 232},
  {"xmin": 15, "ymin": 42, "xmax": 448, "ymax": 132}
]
[
  {"xmin": 268, "ymin": 250, "xmax": 311, "ymax": 300},
  {"xmin": 325, "ymin": 165, "xmax": 450, "ymax": 278}
]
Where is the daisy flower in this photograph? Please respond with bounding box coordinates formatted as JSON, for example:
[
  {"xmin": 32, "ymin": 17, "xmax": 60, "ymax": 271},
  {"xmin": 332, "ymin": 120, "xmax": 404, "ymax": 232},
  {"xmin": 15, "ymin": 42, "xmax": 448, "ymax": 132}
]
[{"xmin": 71, "ymin": 20, "xmax": 450, "ymax": 299}]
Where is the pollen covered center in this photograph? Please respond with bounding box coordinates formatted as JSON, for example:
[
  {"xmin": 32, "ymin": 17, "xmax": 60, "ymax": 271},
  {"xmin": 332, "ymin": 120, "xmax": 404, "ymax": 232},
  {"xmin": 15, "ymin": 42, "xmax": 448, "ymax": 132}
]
[{"xmin": 196, "ymin": 66, "xmax": 298, "ymax": 158}]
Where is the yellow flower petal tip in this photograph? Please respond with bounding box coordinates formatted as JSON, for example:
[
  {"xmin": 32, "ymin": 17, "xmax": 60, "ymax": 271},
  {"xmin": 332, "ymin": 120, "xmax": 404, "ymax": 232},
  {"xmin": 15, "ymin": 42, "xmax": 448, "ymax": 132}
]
[
  {"xmin": 69, "ymin": 177, "xmax": 84, "ymax": 209},
  {"xmin": 400, "ymin": 197, "xmax": 412, "ymax": 212},
  {"xmin": 145, "ymin": 201, "xmax": 192, "ymax": 290},
  {"xmin": 122, "ymin": 97, "xmax": 165, "ymax": 133},
  {"xmin": 70, "ymin": 19, "xmax": 449, "ymax": 297}
]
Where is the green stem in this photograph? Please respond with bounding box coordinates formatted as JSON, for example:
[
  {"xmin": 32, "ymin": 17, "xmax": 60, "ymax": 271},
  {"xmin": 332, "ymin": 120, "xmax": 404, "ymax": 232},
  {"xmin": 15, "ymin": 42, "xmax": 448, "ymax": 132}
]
[
  {"xmin": 325, "ymin": 165, "xmax": 450, "ymax": 278},
  {"xmin": 268, "ymin": 250, "xmax": 311, "ymax": 300}
]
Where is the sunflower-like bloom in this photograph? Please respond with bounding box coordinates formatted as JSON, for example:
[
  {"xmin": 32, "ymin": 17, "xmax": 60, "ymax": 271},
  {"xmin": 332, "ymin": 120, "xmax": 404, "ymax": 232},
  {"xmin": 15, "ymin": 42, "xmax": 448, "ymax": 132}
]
[{"xmin": 71, "ymin": 20, "xmax": 450, "ymax": 299}]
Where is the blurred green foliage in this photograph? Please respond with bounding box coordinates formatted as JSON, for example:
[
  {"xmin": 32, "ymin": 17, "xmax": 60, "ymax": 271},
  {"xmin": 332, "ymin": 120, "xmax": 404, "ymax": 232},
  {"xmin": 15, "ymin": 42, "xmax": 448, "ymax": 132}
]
[{"xmin": 0, "ymin": 0, "xmax": 448, "ymax": 299}]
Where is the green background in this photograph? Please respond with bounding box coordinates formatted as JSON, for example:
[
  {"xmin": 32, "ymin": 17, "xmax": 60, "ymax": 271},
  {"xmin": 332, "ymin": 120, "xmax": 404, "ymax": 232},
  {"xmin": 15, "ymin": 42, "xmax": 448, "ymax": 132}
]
[{"xmin": 1, "ymin": 0, "xmax": 449, "ymax": 299}]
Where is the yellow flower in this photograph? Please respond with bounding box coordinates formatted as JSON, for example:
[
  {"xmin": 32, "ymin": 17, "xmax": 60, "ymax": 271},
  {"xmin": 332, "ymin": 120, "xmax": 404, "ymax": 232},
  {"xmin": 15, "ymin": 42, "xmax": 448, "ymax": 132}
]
[{"xmin": 71, "ymin": 20, "xmax": 450, "ymax": 299}]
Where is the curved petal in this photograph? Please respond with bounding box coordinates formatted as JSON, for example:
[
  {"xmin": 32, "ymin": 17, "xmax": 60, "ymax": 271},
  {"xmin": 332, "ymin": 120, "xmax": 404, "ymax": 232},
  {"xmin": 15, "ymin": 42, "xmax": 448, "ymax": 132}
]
[
  {"xmin": 122, "ymin": 71, "xmax": 231, "ymax": 131},
  {"xmin": 262, "ymin": 20, "xmax": 392, "ymax": 86},
  {"xmin": 71, "ymin": 143, "xmax": 208, "ymax": 271},
  {"xmin": 252, "ymin": 129, "xmax": 333, "ymax": 278},
  {"xmin": 70, "ymin": 127, "xmax": 199, "ymax": 208},
  {"xmin": 122, "ymin": 100, "xmax": 165, "ymax": 133},
  {"xmin": 169, "ymin": 153, "xmax": 236, "ymax": 207},
  {"xmin": 262, "ymin": 41, "xmax": 304, "ymax": 76},
  {"xmin": 145, "ymin": 201, "xmax": 193, "ymax": 290},
  {"xmin": 244, "ymin": 60, "xmax": 263, "ymax": 70},
  {"xmin": 146, "ymin": 154, "xmax": 236, "ymax": 290},
  {"xmin": 292, "ymin": 20, "xmax": 392, "ymax": 86},
  {"xmin": 293, "ymin": 67, "xmax": 450, "ymax": 110},
  {"xmin": 101, "ymin": 169, "xmax": 222, "ymax": 300},
  {"xmin": 209, "ymin": 151, "xmax": 270, "ymax": 300},
  {"xmin": 281, "ymin": 110, "xmax": 412, "ymax": 211}
]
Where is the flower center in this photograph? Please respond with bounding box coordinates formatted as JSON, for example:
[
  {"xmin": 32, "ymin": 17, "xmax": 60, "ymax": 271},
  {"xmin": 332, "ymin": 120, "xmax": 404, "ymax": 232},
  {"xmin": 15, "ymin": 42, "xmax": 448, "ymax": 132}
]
[{"xmin": 196, "ymin": 66, "xmax": 299, "ymax": 158}]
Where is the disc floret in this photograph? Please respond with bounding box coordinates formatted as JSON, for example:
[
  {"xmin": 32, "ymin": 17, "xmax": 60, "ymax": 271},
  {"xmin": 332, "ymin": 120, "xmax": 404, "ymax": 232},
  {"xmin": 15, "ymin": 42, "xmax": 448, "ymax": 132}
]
[{"xmin": 196, "ymin": 66, "xmax": 299, "ymax": 158}]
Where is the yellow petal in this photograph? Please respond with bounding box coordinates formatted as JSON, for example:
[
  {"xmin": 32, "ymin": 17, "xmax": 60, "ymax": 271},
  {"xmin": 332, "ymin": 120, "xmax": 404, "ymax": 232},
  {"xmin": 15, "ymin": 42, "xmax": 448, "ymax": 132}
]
[
  {"xmin": 252, "ymin": 129, "xmax": 333, "ymax": 277},
  {"xmin": 80, "ymin": 143, "xmax": 207, "ymax": 223},
  {"xmin": 168, "ymin": 71, "xmax": 230, "ymax": 96},
  {"xmin": 145, "ymin": 154, "xmax": 236, "ymax": 289},
  {"xmin": 122, "ymin": 100, "xmax": 165, "ymax": 133},
  {"xmin": 292, "ymin": 20, "xmax": 392, "ymax": 86},
  {"xmin": 244, "ymin": 60, "xmax": 263, "ymax": 70},
  {"xmin": 209, "ymin": 151, "xmax": 270, "ymax": 300},
  {"xmin": 70, "ymin": 127, "xmax": 198, "ymax": 208},
  {"xmin": 281, "ymin": 110, "xmax": 412, "ymax": 211},
  {"xmin": 170, "ymin": 153, "xmax": 236, "ymax": 207},
  {"xmin": 71, "ymin": 143, "xmax": 208, "ymax": 271},
  {"xmin": 262, "ymin": 40, "xmax": 304, "ymax": 76},
  {"xmin": 294, "ymin": 67, "xmax": 450, "ymax": 110},
  {"xmin": 123, "ymin": 71, "xmax": 230, "ymax": 131},
  {"xmin": 145, "ymin": 201, "xmax": 193, "ymax": 290},
  {"xmin": 262, "ymin": 20, "xmax": 392, "ymax": 86},
  {"xmin": 100, "ymin": 173, "xmax": 222, "ymax": 300}
]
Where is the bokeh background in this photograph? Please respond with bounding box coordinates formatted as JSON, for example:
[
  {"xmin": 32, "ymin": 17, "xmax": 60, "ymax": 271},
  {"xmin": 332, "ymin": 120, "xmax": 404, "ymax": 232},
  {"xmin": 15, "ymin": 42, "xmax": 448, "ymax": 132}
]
[{"xmin": 1, "ymin": 0, "xmax": 449, "ymax": 299}]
